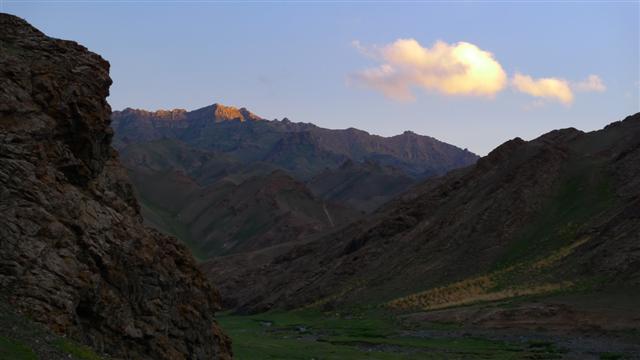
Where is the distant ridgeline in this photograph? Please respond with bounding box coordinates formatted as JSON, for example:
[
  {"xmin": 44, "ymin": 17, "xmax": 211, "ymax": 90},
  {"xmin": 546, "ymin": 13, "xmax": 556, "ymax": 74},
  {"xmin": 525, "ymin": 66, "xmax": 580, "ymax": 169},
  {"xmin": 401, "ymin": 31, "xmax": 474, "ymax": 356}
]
[{"xmin": 111, "ymin": 104, "xmax": 478, "ymax": 258}]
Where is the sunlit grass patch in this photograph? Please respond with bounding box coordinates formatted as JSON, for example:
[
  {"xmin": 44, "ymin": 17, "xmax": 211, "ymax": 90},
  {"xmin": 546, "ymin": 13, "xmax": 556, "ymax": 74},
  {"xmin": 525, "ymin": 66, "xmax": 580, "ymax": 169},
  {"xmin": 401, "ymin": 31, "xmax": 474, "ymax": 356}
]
[{"xmin": 386, "ymin": 237, "xmax": 589, "ymax": 311}]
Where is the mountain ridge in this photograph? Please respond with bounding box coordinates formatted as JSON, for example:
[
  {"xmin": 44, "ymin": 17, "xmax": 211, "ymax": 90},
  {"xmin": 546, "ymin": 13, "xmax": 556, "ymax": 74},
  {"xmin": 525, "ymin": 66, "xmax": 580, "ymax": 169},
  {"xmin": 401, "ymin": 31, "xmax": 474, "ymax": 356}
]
[
  {"xmin": 203, "ymin": 112, "xmax": 640, "ymax": 313},
  {"xmin": 113, "ymin": 102, "xmax": 479, "ymax": 259},
  {"xmin": 112, "ymin": 103, "xmax": 479, "ymax": 178},
  {"xmin": 115, "ymin": 103, "xmax": 262, "ymax": 122}
]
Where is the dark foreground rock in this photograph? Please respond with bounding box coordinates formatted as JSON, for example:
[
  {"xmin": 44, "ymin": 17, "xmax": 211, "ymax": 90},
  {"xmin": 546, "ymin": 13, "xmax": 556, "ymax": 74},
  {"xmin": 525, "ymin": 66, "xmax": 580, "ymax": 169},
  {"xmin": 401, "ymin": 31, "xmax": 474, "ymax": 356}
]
[{"xmin": 0, "ymin": 13, "xmax": 231, "ymax": 359}]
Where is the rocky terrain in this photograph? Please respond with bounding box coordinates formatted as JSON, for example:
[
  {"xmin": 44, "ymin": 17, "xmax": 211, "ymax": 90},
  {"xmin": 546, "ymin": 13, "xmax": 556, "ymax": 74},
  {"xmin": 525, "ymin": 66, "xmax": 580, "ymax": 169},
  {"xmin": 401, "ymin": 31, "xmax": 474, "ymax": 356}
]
[
  {"xmin": 112, "ymin": 102, "xmax": 478, "ymax": 259},
  {"xmin": 204, "ymin": 113, "xmax": 640, "ymax": 315},
  {"xmin": 0, "ymin": 14, "xmax": 231, "ymax": 359}
]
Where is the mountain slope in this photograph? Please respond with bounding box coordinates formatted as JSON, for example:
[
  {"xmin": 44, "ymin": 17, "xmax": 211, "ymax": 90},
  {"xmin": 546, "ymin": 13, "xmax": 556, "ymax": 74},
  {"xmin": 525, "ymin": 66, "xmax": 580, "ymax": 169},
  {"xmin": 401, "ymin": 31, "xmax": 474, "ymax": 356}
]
[
  {"xmin": 0, "ymin": 14, "xmax": 231, "ymax": 359},
  {"xmin": 112, "ymin": 106, "xmax": 479, "ymax": 179},
  {"xmin": 308, "ymin": 159, "xmax": 416, "ymax": 212},
  {"xmin": 178, "ymin": 170, "xmax": 358, "ymax": 256},
  {"xmin": 203, "ymin": 113, "xmax": 640, "ymax": 313},
  {"xmin": 119, "ymin": 139, "xmax": 361, "ymax": 258},
  {"xmin": 112, "ymin": 102, "xmax": 478, "ymax": 258}
]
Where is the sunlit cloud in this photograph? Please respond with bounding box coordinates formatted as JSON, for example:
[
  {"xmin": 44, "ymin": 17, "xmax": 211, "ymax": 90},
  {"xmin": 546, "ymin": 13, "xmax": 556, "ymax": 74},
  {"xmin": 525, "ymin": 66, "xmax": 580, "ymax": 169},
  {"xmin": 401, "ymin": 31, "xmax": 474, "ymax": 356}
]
[
  {"xmin": 511, "ymin": 73, "xmax": 574, "ymax": 105},
  {"xmin": 350, "ymin": 39, "xmax": 507, "ymax": 101},
  {"xmin": 351, "ymin": 38, "xmax": 606, "ymax": 107},
  {"xmin": 573, "ymin": 74, "xmax": 606, "ymax": 92}
]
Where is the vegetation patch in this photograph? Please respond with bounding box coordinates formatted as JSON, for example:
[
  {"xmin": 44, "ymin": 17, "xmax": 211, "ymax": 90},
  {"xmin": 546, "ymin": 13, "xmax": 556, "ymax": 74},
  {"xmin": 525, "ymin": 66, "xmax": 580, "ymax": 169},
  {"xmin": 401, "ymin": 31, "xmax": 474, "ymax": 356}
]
[
  {"xmin": 386, "ymin": 237, "xmax": 588, "ymax": 311},
  {"xmin": 218, "ymin": 309, "xmax": 561, "ymax": 359},
  {"xmin": 0, "ymin": 336, "xmax": 37, "ymax": 360},
  {"xmin": 600, "ymin": 352, "xmax": 625, "ymax": 360},
  {"xmin": 495, "ymin": 160, "xmax": 615, "ymax": 268},
  {"xmin": 53, "ymin": 339, "xmax": 102, "ymax": 360}
]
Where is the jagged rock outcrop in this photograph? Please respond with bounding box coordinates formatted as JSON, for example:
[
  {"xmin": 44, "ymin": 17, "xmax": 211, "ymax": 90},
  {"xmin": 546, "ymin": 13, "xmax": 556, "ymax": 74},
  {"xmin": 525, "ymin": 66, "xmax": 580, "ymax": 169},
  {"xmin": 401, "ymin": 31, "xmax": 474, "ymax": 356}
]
[{"xmin": 0, "ymin": 13, "xmax": 231, "ymax": 359}]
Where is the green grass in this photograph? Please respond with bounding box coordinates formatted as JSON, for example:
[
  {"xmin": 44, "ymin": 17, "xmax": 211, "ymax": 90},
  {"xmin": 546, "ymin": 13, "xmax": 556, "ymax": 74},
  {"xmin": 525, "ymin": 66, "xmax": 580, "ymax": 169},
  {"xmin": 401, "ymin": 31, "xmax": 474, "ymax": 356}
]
[
  {"xmin": 0, "ymin": 337, "xmax": 37, "ymax": 360},
  {"xmin": 600, "ymin": 353, "xmax": 625, "ymax": 360},
  {"xmin": 53, "ymin": 339, "xmax": 103, "ymax": 360},
  {"xmin": 218, "ymin": 309, "xmax": 563, "ymax": 359},
  {"xmin": 138, "ymin": 194, "xmax": 209, "ymax": 261},
  {"xmin": 494, "ymin": 159, "xmax": 616, "ymax": 270}
]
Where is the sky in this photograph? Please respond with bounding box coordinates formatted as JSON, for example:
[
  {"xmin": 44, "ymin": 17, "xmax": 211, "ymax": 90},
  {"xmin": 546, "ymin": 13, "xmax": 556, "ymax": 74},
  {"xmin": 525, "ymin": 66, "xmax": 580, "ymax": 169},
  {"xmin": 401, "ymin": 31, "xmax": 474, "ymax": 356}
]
[{"xmin": 4, "ymin": 1, "xmax": 639, "ymax": 155}]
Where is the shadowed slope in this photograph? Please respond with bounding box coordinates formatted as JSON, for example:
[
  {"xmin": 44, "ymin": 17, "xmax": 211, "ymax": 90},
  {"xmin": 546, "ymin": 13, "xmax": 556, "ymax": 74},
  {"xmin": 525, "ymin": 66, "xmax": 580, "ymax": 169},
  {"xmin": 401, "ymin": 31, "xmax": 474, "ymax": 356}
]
[
  {"xmin": 119, "ymin": 139, "xmax": 361, "ymax": 259},
  {"xmin": 112, "ymin": 103, "xmax": 478, "ymax": 258},
  {"xmin": 308, "ymin": 159, "xmax": 416, "ymax": 212},
  {"xmin": 203, "ymin": 113, "xmax": 640, "ymax": 313}
]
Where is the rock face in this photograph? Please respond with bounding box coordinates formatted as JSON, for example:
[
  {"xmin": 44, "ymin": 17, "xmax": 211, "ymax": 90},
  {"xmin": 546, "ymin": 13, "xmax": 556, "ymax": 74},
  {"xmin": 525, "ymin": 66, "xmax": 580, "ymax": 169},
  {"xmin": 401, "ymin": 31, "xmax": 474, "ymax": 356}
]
[{"xmin": 0, "ymin": 14, "xmax": 231, "ymax": 359}]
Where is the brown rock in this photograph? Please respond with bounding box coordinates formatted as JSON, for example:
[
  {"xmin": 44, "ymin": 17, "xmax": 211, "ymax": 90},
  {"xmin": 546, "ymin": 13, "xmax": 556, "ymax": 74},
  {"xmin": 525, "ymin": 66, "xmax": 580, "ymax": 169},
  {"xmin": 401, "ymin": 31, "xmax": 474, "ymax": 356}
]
[{"xmin": 0, "ymin": 14, "xmax": 231, "ymax": 359}]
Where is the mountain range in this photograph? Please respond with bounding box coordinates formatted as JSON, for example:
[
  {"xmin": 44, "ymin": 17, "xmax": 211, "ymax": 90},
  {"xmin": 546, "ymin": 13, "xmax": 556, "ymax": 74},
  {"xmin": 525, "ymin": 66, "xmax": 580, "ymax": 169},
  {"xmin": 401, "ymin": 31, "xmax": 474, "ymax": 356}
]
[
  {"xmin": 204, "ymin": 113, "xmax": 640, "ymax": 315},
  {"xmin": 112, "ymin": 103, "xmax": 479, "ymax": 257},
  {"xmin": 112, "ymin": 105, "xmax": 478, "ymax": 179}
]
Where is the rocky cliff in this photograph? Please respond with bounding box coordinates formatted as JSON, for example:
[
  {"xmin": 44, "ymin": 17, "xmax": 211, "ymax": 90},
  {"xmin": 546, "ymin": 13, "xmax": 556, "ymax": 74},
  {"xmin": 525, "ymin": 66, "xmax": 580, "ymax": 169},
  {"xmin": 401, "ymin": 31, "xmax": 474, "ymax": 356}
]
[{"xmin": 0, "ymin": 14, "xmax": 231, "ymax": 359}]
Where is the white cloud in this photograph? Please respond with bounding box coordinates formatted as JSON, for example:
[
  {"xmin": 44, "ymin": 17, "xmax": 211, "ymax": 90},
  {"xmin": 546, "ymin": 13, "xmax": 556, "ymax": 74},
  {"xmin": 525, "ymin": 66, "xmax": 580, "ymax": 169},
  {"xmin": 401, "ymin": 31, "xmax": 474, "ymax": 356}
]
[
  {"xmin": 350, "ymin": 39, "xmax": 507, "ymax": 101},
  {"xmin": 350, "ymin": 38, "xmax": 605, "ymax": 106},
  {"xmin": 511, "ymin": 73, "xmax": 574, "ymax": 105},
  {"xmin": 573, "ymin": 74, "xmax": 606, "ymax": 92}
]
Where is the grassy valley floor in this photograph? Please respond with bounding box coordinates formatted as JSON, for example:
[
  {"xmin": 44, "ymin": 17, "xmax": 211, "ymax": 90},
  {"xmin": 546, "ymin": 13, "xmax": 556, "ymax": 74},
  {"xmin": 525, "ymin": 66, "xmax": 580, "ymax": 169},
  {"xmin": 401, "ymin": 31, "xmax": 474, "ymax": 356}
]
[
  {"xmin": 218, "ymin": 296, "xmax": 640, "ymax": 360},
  {"xmin": 218, "ymin": 310, "xmax": 563, "ymax": 359}
]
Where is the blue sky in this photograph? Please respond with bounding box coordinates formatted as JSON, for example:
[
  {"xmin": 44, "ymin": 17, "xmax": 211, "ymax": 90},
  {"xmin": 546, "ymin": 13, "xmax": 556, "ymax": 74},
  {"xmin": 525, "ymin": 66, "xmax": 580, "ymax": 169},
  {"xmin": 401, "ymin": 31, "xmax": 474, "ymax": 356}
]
[{"xmin": 4, "ymin": 1, "xmax": 639, "ymax": 155}]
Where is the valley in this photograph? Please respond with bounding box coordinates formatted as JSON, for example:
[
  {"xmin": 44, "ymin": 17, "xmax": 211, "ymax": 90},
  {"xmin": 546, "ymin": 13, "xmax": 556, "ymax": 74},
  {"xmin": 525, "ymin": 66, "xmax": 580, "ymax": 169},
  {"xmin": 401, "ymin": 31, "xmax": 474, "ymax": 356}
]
[
  {"xmin": 218, "ymin": 291, "xmax": 640, "ymax": 359},
  {"xmin": 1, "ymin": 8, "xmax": 638, "ymax": 360},
  {"xmin": 116, "ymin": 100, "xmax": 640, "ymax": 359},
  {"xmin": 113, "ymin": 104, "xmax": 478, "ymax": 258}
]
